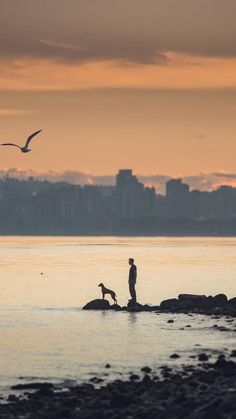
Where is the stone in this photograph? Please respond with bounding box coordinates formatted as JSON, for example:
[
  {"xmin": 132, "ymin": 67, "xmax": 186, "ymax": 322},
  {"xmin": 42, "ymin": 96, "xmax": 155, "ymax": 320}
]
[
  {"xmin": 213, "ymin": 294, "xmax": 228, "ymax": 306},
  {"xmin": 129, "ymin": 374, "xmax": 140, "ymax": 381},
  {"xmin": 228, "ymin": 297, "xmax": 236, "ymax": 305},
  {"xmin": 178, "ymin": 294, "xmax": 209, "ymax": 308},
  {"xmin": 11, "ymin": 382, "xmax": 54, "ymax": 391},
  {"xmin": 198, "ymin": 353, "xmax": 209, "ymax": 362},
  {"xmin": 127, "ymin": 301, "xmax": 144, "ymax": 311},
  {"xmin": 141, "ymin": 366, "xmax": 152, "ymax": 373},
  {"xmin": 170, "ymin": 353, "xmax": 180, "ymax": 359},
  {"xmin": 82, "ymin": 299, "xmax": 110, "ymax": 310},
  {"xmin": 110, "ymin": 304, "xmax": 122, "ymax": 311},
  {"xmin": 160, "ymin": 298, "xmax": 180, "ymax": 311}
]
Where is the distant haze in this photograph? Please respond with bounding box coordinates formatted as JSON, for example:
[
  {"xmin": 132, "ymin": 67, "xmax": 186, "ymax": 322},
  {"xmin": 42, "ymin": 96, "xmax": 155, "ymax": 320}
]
[{"xmin": 0, "ymin": 1, "xmax": 235, "ymax": 177}]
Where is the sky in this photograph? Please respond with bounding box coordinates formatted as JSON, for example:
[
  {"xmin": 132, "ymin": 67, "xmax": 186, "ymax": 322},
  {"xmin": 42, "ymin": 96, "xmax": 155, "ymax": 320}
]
[{"xmin": 0, "ymin": 0, "xmax": 236, "ymax": 191}]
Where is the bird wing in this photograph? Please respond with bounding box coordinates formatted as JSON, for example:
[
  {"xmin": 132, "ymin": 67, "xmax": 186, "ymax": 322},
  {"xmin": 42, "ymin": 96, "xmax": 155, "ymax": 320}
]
[
  {"xmin": 25, "ymin": 130, "xmax": 42, "ymax": 147},
  {"xmin": 1, "ymin": 143, "xmax": 21, "ymax": 148}
]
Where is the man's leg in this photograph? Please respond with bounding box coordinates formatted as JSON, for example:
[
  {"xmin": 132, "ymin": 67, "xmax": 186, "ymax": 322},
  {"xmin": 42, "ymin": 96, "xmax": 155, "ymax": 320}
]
[{"xmin": 129, "ymin": 281, "xmax": 136, "ymax": 302}]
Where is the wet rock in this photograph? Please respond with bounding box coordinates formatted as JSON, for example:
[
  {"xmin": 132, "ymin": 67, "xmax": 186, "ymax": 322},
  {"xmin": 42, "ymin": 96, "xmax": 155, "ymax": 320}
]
[
  {"xmin": 90, "ymin": 377, "xmax": 104, "ymax": 384},
  {"xmin": 198, "ymin": 353, "xmax": 209, "ymax": 362},
  {"xmin": 11, "ymin": 382, "xmax": 54, "ymax": 391},
  {"xmin": 213, "ymin": 355, "xmax": 236, "ymax": 371},
  {"xmin": 228, "ymin": 297, "xmax": 236, "ymax": 305},
  {"xmin": 160, "ymin": 298, "xmax": 180, "ymax": 311},
  {"xmin": 230, "ymin": 350, "xmax": 236, "ymax": 358},
  {"xmin": 83, "ymin": 299, "xmax": 110, "ymax": 310},
  {"xmin": 129, "ymin": 374, "xmax": 140, "ymax": 381},
  {"xmin": 178, "ymin": 293, "xmax": 207, "ymax": 302},
  {"xmin": 167, "ymin": 319, "xmax": 174, "ymax": 323},
  {"xmin": 110, "ymin": 304, "xmax": 122, "ymax": 311},
  {"xmin": 111, "ymin": 393, "xmax": 133, "ymax": 408},
  {"xmin": 105, "ymin": 364, "xmax": 111, "ymax": 369},
  {"xmin": 7, "ymin": 395, "xmax": 18, "ymax": 402},
  {"xmin": 141, "ymin": 366, "xmax": 152, "ymax": 373},
  {"xmin": 170, "ymin": 353, "xmax": 180, "ymax": 359},
  {"xmin": 213, "ymin": 294, "xmax": 228, "ymax": 306}
]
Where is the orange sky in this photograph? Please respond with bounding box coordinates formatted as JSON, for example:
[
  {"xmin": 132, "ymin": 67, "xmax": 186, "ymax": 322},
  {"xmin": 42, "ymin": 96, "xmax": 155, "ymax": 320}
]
[{"xmin": 0, "ymin": 0, "xmax": 236, "ymax": 185}]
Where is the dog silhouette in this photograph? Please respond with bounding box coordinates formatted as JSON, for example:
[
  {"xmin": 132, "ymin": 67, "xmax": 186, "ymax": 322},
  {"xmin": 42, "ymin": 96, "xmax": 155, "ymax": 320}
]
[{"xmin": 98, "ymin": 283, "xmax": 117, "ymax": 304}]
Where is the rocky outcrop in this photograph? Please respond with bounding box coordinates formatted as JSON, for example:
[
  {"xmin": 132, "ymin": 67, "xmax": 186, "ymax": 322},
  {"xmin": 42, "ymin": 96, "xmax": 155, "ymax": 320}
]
[
  {"xmin": 160, "ymin": 293, "xmax": 236, "ymax": 316},
  {"xmin": 83, "ymin": 299, "xmax": 160, "ymax": 312},
  {"xmin": 82, "ymin": 294, "xmax": 235, "ymax": 316},
  {"xmin": 82, "ymin": 299, "xmax": 110, "ymax": 310}
]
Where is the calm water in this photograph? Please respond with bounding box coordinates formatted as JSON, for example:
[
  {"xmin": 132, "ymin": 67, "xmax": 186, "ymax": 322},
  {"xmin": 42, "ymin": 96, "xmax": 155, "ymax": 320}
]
[{"xmin": 0, "ymin": 236, "xmax": 235, "ymax": 389}]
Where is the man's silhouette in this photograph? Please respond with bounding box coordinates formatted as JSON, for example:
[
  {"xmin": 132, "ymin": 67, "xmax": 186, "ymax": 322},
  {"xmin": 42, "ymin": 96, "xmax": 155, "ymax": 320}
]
[{"xmin": 128, "ymin": 258, "xmax": 137, "ymax": 302}]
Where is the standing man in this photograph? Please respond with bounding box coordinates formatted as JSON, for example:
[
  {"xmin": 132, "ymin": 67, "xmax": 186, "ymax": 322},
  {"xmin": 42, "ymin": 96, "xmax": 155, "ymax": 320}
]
[{"xmin": 128, "ymin": 258, "xmax": 137, "ymax": 303}]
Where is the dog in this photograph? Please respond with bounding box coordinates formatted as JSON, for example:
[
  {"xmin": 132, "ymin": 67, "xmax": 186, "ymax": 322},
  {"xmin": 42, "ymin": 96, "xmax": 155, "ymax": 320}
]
[{"xmin": 98, "ymin": 283, "xmax": 117, "ymax": 304}]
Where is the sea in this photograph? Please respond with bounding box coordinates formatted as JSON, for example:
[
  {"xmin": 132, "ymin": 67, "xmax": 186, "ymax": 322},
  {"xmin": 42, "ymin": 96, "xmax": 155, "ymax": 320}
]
[{"xmin": 0, "ymin": 236, "xmax": 235, "ymax": 390}]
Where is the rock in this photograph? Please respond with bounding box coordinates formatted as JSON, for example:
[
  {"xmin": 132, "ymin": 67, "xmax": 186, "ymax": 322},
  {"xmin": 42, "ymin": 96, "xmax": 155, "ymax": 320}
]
[
  {"xmin": 111, "ymin": 393, "xmax": 133, "ymax": 408},
  {"xmin": 160, "ymin": 298, "xmax": 180, "ymax": 311},
  {"xmin": 141, "ymin": 366, "xmax": 152, "ymax": 373},
  {"xmin": 178, "ymin": 294, "xmax": 209, "ymax": 308},
  {"xmin": 129, "ymin": 374, "xmax": 140, "ymax": 381},
  {"xmin": 11, "ymin": 382, "xmax": 54, "ymax": 391},
  {"xmin": 8, "ymin": 395, "xmax": 18, "ymax": 402},
  {"xmin": 214, "ymin": 355, "xmax": 228, "ymax": 369},
  {"xmin": 105, "ymin": 364, "xmax": 111, "ymax": 368},
  {"xmin": 127, "ymin": 301, "xmax": 144, "ymax": 311},
  {"xmin": 90, "ymin": 377, "xmax": 104, "ymax": 384},
  {"xmin": 198, "ymin": 353, "xmax": 209, "ymax": 362},
  {"xmin": 213, "ymin": 294, "xmax": 228, "ymax": 306},
  {"xmin": 142, "ymin": 304, "xmax": 153, "ymax": 311},
  {"xmin": 178, "ymin": 294, "xmax": 207, "ymax": 301},
  {"xmin": 110, "ymin": 304, "xmax": 122, "ymax": 311},
  {"xmin": 167, "ymin": 319, "xmax": 174, "ymax": 323},
  {"xmin": 170, "ymin": 353, "xmax": 180, "ymax": 359},
  {"xmin": 228, "ymin": 297, "xmax": 236, "ymax": 305},
  {"xmin": 82, "ymin": 299, "xmax": 110, "ymax": 310},
  {"xmin": 230, "ymin": 350, "xmax": 236, "ymax": 358}
]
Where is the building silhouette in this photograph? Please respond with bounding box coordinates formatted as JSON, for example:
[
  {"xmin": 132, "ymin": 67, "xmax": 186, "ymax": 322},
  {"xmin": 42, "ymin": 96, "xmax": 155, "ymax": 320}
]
[{"xmin": 0, "ymin": 170, "xmax": 236, "ymax": 234}]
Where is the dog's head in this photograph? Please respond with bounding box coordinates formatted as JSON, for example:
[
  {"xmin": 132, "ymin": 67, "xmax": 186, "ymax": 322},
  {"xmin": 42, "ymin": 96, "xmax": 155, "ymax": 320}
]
[{"xmin": 98, "ymin": 283, "xmax": 103, "ymax": 287}]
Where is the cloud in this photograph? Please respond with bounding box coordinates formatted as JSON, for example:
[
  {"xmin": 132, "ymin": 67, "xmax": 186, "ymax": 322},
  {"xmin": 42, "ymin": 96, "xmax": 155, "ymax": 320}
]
[
  {"xmin": 0, "ymin": 108, "xmax": 36, "ymax": 116},
  {"xmin": 212, "ymin": 172, "xmax": 236, "ymax": 180},
  {"xmin": 0, "ymin": 0, "xmax": 236, "ymax": 65},
  {"xmin": 1, "ymin": 54, "xmax": 236, "ymax": 91},
  {"xmin": 1, "ymin": 168, "xmax": 236, "ymax": 194}
]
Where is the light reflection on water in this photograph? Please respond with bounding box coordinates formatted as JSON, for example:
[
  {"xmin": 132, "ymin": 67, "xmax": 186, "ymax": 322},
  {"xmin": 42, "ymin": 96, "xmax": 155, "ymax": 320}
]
[{"xmin": 0, "ymin": 236, "xmax": 235, "ymax": 388}]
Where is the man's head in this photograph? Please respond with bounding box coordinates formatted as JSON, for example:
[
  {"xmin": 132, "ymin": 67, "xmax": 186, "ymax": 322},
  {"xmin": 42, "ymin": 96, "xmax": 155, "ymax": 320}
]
[{"xmin": 129, "ymin": 258, "xmax": 134, "ymax": 265}]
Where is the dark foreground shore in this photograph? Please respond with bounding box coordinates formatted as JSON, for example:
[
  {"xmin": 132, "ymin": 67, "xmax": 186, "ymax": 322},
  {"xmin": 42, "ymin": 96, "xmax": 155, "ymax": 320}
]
[{"xmin": 1, "ymin": 354, "xmax": 236, "ymax": 419}]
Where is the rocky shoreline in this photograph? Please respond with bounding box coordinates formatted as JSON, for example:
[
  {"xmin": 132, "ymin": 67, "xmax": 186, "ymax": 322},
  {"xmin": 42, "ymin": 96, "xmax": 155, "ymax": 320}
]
[
  {"xmin": 83, "ymin": 293, "xmax": 236, "ymax": 317},
  {"xmin": 1, "ymin": 354, "xmax": 236, "ymax": 418}
]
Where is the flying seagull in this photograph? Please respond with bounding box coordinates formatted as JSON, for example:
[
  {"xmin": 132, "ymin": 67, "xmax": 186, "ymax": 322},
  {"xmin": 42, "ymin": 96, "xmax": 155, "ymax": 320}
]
[{"xmin": 1, "ymin": 130, "xmax": 42, "ymax": 153}]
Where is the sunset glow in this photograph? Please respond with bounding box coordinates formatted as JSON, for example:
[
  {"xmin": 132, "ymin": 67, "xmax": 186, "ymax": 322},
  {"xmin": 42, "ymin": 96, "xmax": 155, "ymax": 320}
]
[{"xmin": 0, "ymin": 0, "xmax": 236, "ymax": 187}]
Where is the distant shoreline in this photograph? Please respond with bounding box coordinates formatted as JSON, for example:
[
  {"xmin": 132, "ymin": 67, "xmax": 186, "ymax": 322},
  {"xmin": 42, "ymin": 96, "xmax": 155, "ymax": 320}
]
[{"xmin": 1, "ymin": 233, "xmax": 236, "ymax": 237}]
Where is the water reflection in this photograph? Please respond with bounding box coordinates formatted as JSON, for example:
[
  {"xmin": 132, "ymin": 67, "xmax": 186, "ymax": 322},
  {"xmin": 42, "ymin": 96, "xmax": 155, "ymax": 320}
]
[{"xmin": 128, "ymin": 312, "xmax": 138, "ymax": 325}]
